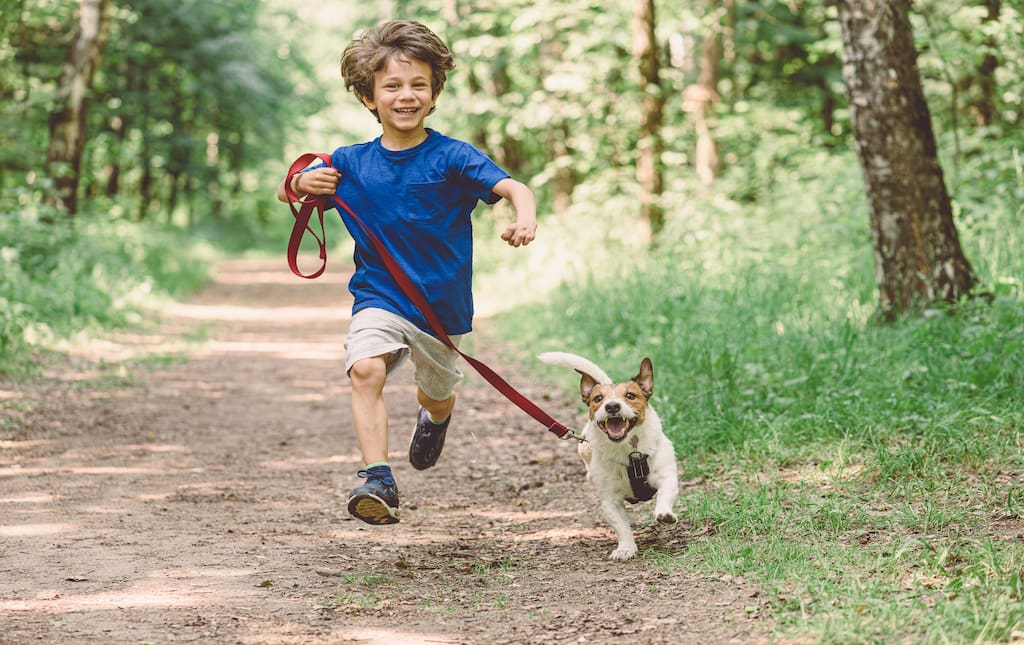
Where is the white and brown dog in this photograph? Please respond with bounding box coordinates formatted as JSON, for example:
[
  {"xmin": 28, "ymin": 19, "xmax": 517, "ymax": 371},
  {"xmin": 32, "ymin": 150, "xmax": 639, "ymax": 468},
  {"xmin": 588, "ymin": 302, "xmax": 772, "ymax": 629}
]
[{"xmin": 538, "ymin": 352, "xmax": 679, "ymax": 560}]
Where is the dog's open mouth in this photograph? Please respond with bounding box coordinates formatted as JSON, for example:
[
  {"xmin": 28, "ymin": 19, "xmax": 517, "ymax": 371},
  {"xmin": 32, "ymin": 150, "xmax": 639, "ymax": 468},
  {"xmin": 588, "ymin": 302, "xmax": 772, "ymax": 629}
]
[{"xmin": 598, "ymin": 416, "xmax": 637, "ymax": 442}]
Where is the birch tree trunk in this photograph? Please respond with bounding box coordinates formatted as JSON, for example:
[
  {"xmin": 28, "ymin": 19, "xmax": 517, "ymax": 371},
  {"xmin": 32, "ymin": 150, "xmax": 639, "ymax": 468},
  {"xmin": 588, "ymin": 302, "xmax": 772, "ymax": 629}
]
[
  {"xmin": 836, "ymin": 0, "xmax": 975, "ymax": 320},
  {"xmin": 633, "ymin": 0, "xmax": 665, "ymax": 243},
  {"xmin": 46, "ymin": 0, "xmax": 112, "ymax": 216}
]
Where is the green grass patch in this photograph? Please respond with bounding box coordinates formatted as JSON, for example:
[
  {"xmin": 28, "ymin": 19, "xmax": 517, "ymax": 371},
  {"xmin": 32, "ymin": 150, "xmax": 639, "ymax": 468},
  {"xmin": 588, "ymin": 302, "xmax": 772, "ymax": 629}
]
[
  {"xmin": 497, "ymin": 134, "xmax": 1024, "ymax": 641},
  {"xmin": 0, "ymin": 209, "xmax": 215, "ymax": 375}
]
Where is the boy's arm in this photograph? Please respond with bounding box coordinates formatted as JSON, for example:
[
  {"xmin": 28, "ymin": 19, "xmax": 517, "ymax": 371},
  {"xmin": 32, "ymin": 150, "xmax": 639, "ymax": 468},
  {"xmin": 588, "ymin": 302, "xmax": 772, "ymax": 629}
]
[
  {"xmin": 492, "ymin": 178, "xmax": 537, "ymax": 248},
  {"xmin": 276, "ymin": 167, "xmax": 341, "ymax": 203}
]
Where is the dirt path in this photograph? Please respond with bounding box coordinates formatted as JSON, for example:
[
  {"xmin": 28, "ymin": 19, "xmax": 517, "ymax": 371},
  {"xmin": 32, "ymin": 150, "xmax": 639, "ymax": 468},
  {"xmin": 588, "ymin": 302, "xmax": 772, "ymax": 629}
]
[{"xmin": 0, "ymin": 259, "xmax": 771, "ymax": 644}]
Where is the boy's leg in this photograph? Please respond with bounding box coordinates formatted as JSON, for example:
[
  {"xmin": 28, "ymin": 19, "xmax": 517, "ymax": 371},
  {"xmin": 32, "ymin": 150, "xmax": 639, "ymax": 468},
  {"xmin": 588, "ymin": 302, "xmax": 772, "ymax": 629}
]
[
  {"xmin": 349, "ymin": 356, "xmax": 389, "ymax": 466},
  {"xmin": 343, "ymin": 309, "xmax": 417, "ymax": 524},
  {"xmin": 417, "ymin": 389, "xmax": 455, "ymax": 423},
  {"xmin": 346, "ymin": 355, "xmax": 400, "ymax": 525},
  {"xmin": 408, "ymin": 334, "xmax": 463, "ymax": 470}
]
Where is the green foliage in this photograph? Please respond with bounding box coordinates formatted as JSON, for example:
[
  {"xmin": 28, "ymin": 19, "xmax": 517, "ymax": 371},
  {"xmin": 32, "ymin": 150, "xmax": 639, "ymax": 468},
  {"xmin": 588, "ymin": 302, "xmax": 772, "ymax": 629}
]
[
  {"xmin": 506, "ymin": 130, "xmax": 1023, "ymax": 464},
  {"xmin": 914, "ymin": 0, "xmax": 1024, "ymax": 128},
  {"xmin": 2, "ymin": 0, "xmax": 321, "ymax": 225},
  {"xmin": 498, "ymin": 120, "xmax": 1024, "ymax": 642},
  {"xmin": 0, "ymin": 201, "xmax": 212, "ymax": 375}
]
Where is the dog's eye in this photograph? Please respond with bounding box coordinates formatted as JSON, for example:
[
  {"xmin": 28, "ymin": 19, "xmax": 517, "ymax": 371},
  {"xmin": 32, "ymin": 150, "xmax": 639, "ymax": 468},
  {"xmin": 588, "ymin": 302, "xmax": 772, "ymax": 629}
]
[
  {"xmin": 626, "ymin": 392, "xmax": 636, "ymax": 400},
  {"xmin": 592, "ymin": 394, "xmax": 603, "ymax": 403}
]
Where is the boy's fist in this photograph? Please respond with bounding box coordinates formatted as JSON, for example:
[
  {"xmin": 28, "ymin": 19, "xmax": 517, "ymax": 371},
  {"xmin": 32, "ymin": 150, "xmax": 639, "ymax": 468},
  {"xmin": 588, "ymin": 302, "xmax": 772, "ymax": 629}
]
[
  {"xmin": 295, "ymin": 167, "xmax": 341, "ymax": 195},
  {"xmin": 501, "ymin": 221, "xmax": 536, "ymax": 247}
]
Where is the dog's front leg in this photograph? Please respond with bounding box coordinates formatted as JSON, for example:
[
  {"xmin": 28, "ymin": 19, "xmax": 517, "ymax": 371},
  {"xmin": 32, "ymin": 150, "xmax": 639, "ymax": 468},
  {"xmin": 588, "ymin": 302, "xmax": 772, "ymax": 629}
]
[
  {"xmin": 653, "ymin": 470, "xmax": 679, "ymax": 525},
  {"xmin": 601, "ymin": 498, "xmax": 638, "ymax": 560}
]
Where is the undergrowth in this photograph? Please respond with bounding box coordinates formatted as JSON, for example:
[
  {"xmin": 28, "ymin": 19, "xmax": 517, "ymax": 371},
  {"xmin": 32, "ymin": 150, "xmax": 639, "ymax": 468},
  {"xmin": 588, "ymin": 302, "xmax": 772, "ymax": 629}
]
[
  {"xmin": 0, "ymin": 203, "xmax": 215, "ymax": 375},
  {"xmin": 497, "ymin": 130, "xmax": 1024, "ymax": 642}
]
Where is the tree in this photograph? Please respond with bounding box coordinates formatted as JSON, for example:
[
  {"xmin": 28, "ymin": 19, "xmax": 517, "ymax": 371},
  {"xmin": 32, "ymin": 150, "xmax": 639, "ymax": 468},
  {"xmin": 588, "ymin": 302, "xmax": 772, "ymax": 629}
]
[
  {"xmin": 682, "ymin": 0, "xmax": 724, "ymax": 185},
  {"xmin": 835, "ymin": 0, "xmax": 976, "ymax": 320},
  {"xmin": 967, "ymin": 0, "xmax": 1000, "ymax": 126},
  {"xmin": 632, "ymin": 0, "xmax": 664, "ymax": 242},
  {"xmin": 45, "ymin": 0, "xmax": 112, "ymax": 216}
]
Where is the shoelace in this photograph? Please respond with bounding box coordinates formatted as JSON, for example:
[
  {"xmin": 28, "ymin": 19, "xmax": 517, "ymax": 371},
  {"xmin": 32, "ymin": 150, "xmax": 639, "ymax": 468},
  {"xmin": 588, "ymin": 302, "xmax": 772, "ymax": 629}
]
[{"xmin": 356, "ymin": 469, "xmax": 396, "ymax": 488}]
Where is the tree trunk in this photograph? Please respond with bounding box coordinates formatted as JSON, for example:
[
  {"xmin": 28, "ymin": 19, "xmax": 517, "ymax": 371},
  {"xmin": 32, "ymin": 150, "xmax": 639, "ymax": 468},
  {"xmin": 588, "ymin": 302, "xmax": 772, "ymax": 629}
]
[
  {"xmin": 105, "ymin": 115, "xmax": 126, "ymax": 197},
  {"xmin": 683, "ymin": 0, "xmax": 723, "ymax": 185},
  {"xmin": 836, "ymin": 0, "xmax": 975, "ymax": 320},
  {"xmin": 968, "ymin": 0, "xmax": 1000, "ymax": 126},
  {"xmin": 536, "ymin": 35, "xmax": 575, "ymax": 216},
  {"xmin": 45, "ymin": 0, "xmax": 112, "ymax": 216},
  {"xmin": 632, "ymin": 0, "xmax": 665, "ymax": 243}
]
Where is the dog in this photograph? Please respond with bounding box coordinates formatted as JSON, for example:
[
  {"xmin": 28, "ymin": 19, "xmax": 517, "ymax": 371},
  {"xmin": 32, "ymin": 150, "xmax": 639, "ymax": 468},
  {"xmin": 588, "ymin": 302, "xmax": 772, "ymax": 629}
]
[{"xmin": 538, "ymin": 352, "xmax": 679, "ymax": 560}]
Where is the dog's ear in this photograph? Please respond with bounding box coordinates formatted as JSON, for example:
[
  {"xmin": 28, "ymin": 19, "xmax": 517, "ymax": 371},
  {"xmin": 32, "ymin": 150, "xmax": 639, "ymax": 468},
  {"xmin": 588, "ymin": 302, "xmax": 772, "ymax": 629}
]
[
  {"xmin": 633, "ymin": 357, "xmax": 654, "ymax": 398},
  {"xmin": 579, "ymin": 371, "xmax": 599, "ymax": 403}
]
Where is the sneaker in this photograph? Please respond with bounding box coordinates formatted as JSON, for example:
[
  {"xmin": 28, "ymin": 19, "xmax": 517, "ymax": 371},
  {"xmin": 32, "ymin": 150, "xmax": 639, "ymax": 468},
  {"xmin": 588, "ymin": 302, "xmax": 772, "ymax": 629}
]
[
  {"xmin": 347, "ymin": 470, "xmax": 400, "ymax": 525},
  {"xmin": 408, "ymin": 407, "xmax": 451, "ymax": 470}
]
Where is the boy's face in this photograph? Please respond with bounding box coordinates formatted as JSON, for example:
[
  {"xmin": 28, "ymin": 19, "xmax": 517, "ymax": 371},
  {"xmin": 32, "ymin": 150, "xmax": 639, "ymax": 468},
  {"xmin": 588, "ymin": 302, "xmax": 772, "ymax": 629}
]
[{"xmin": 362, "ymin": 56, "xmax": 437, "ymax": 140}]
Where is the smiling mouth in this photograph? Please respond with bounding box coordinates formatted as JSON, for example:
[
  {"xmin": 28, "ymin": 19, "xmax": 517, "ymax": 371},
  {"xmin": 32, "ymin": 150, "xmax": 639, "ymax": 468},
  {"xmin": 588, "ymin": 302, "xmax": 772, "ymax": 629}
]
[
  {"xmin": 597, "ymin": 416, "xmax": 637, "ymax": 442},
  {"xmin": 395, "ymin": 107, "xmax": 419, "ymax": 114}
]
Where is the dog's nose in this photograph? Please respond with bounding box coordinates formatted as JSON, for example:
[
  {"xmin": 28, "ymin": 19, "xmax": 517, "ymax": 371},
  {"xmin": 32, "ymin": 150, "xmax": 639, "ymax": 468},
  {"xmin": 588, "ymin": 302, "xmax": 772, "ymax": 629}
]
[{"xmin": 605, "ymin": 402, "xmax": 621, "ymax": 415}]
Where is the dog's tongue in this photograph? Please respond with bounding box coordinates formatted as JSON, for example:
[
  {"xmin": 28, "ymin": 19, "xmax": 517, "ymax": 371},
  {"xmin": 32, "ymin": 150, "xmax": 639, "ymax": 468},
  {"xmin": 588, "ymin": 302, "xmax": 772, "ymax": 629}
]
[{"xmin": 604, "ymin": 416, "xmax": 628, "ymax": 439}]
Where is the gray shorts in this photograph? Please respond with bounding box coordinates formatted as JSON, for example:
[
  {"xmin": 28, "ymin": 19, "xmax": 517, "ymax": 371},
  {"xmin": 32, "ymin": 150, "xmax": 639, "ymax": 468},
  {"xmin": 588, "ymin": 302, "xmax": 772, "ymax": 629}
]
[{"xmin": 344, "ymin": 307, "xmax": 464, "ymax": 401}]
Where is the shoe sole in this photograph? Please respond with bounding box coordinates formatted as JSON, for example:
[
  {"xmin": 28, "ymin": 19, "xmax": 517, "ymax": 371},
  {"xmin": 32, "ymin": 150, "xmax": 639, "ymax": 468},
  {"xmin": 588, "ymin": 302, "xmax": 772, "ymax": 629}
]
[{"xmin": 347, "ymin": 493, "xmax": 399, "ymax": 525}]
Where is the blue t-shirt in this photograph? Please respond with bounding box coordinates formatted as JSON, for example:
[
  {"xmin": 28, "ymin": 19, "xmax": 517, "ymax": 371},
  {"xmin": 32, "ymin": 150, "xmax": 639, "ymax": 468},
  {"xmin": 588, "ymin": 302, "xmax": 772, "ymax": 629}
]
[{"xmin": 328, "ymin": 129, "xmax": 509, "ymax": 335}]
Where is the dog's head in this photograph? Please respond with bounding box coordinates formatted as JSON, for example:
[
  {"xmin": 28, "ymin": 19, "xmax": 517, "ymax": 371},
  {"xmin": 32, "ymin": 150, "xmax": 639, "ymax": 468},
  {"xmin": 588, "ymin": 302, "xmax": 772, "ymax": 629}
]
[{"xmin": 579, "ymin": 358, "xmax": 653, "ymax": 442}]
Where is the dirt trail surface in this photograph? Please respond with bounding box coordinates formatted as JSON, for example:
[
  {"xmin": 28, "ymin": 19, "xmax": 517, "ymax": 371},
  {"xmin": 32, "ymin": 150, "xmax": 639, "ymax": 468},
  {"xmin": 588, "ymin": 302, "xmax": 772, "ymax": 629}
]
[{"xmin": 1, "ymin": 259, "xmax": 771, "ymax": 644}]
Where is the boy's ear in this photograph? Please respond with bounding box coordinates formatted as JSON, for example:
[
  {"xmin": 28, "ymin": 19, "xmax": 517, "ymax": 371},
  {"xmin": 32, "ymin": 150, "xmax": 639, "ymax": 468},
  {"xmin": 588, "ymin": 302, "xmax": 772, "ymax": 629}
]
[{"xmin": 360, "ymin": 93, "xmax": 376, "ymax": 111}]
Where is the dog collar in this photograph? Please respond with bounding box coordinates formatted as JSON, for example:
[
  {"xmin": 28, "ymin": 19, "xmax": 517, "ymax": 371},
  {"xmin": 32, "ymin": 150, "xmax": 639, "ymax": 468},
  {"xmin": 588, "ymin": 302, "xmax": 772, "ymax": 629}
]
[{"xmin": 626, "ymin": 451, "xmax": 657, "ymax": 504}]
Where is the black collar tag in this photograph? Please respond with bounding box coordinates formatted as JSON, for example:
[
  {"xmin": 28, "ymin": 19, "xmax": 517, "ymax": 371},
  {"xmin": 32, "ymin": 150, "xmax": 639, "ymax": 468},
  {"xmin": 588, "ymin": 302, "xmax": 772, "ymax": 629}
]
[{"xmin": 626, "ymin": 451, "xmax": 657, "ymax": 504}]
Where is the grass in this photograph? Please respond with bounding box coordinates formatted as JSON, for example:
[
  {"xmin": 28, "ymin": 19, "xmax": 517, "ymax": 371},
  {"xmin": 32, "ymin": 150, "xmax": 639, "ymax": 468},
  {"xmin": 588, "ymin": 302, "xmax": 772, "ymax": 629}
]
[
  {"xmin": 494, "ymin": 132, "xmax": 1024, "ymax": 642},
  {"xmin": 0, "ymin": 205, "xmax": 216, "ymax": 375}
]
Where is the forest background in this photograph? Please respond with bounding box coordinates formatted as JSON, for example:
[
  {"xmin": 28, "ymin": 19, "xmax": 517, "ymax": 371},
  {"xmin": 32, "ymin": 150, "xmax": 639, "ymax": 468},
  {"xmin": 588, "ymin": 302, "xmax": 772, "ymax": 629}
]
[{"xmin": 3, "ymin": 0, "xmax": 1024, "ymax": 641}]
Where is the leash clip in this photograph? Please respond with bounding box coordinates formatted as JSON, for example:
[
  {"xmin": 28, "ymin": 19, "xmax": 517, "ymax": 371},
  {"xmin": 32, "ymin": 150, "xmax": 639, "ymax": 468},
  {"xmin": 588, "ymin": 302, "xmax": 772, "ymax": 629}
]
[{"xmin": 560, "ymin": 427, "xmax": 586, "ymax": 443}]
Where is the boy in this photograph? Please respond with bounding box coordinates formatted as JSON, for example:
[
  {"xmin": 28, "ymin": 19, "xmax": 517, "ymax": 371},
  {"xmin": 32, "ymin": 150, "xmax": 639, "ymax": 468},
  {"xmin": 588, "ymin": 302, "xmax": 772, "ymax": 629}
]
[{"xmin": 276, "ymin": 20, "xmax": 537, "ymax": 525}]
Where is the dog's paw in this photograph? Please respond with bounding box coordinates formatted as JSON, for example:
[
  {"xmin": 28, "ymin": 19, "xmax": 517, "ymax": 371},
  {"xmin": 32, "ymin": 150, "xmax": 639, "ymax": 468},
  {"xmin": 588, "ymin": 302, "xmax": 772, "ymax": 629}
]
[
  {"xmin": 656, "ymin": 511, "xmax": 677, "ymax": 525},
  {"xmin": 609, "ymin": 545, "xmax": 638, "ymax": 561}
]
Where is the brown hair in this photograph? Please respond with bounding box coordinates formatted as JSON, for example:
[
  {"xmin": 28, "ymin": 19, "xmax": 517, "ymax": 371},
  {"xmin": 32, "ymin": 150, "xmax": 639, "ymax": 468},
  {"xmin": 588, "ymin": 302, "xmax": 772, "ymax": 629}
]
[{"xmin": 340, "ymin": 21, "xmax": 455, "ymax": 118}]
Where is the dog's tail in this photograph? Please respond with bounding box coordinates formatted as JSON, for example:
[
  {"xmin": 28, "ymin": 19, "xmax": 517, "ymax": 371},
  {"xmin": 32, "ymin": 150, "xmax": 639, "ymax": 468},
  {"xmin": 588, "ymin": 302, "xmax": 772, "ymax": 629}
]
[{"xmin": 537, "ymin": 351, "xmax": 613, "ymax": 385}]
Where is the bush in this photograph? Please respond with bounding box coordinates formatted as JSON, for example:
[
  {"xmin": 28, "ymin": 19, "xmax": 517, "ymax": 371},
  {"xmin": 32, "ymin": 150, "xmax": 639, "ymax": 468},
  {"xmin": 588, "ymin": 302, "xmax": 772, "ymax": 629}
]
[{"xmin": 0, "ymin": 207, "xmax": 213, "ymax": 375}]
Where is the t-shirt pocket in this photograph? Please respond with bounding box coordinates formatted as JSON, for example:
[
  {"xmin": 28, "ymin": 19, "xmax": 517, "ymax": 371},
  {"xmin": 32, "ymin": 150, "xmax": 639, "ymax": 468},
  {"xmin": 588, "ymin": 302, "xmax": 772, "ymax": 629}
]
[{"xmin": 406, "ymin": 180, "xmax": 455, "ymax": 223}]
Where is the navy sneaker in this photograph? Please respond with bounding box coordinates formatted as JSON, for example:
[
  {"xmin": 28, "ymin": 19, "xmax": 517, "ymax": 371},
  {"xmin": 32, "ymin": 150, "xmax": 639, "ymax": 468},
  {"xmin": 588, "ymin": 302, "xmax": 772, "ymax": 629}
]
[
  {"xmin": 347, "ymin": 470, "xmax": 400, "ymax": 525},
  {"xmin": 408, "ymin": 407, "xmax": 451, "ymax": 470}
]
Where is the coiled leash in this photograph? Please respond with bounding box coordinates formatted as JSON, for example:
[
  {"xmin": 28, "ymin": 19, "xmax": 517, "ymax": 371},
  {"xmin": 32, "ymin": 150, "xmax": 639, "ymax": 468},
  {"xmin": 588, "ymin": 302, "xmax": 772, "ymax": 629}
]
[{"xmin": 283, "ymin": 152, "xmax": 582, "ymax": 442}]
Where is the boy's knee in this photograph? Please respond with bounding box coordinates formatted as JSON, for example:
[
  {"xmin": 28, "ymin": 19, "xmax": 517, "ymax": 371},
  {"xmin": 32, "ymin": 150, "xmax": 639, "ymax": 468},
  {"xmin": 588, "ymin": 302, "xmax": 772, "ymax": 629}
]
[{"xmin": 349, "ymin": 356, "xmax": 387, "ymax": 388}]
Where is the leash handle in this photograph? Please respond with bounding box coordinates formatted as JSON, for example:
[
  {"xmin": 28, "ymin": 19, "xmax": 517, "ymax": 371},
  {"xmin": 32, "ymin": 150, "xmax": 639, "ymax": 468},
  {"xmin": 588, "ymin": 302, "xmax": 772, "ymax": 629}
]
[
  {"xmin": 284, "ymin": 153, "xmax": 333, "ymax": 279},
  {"xmin": 282, "ymin": 153, "xmax": 572, "ymax": 439}
]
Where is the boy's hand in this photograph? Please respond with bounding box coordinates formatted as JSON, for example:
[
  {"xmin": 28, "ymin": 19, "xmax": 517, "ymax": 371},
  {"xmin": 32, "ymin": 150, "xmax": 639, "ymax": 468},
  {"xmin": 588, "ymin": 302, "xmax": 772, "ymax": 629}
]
[
  {"xmin": 491, "ymin": 178, "xmax": 537, "ymax": 248},
  {"xmin": 501, "ymin": 220, "xmax": 536, "ymax": 247},
  {"xmin": 294, "ymin": 167, "xmax": 341, "ymax": 196}
]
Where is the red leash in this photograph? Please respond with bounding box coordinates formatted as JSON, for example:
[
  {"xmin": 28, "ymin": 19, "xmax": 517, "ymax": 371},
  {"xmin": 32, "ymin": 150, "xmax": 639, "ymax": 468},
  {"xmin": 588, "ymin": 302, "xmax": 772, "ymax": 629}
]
[{"xmin": 284, "ymin": 153, "xmax": 576, "ymax": 441}]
